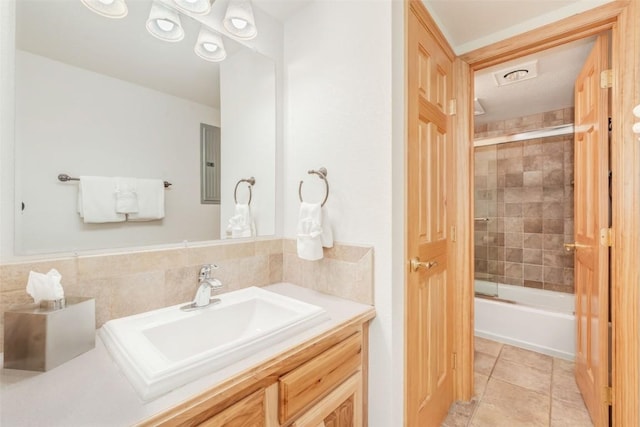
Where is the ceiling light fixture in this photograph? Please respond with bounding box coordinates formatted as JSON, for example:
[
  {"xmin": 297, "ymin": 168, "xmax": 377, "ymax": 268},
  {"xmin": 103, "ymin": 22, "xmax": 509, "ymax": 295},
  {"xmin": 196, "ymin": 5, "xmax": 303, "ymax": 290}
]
[
  {"xmin": 223, "ymin": 0, "xmax": 257, "ymax": 40},
  {"xmin": 172, "ymin": 0, "xmax": 212, "ymax": 15},
  {"xmin": 80, "ymin": 0, "xmax": 128, "ymax": 19},
  {"xmin": 503, "ymin": 69, "xmax": 529, "ymax": 82},
  {"xmin": 146, "ymin": 1, "xmax": 185, "ymax": 42},
  {"xmin": 493, "ymin": 60, "xmax": 538, "ymax": 86},
  {"xmin": 194, "ymin": 28, "xmax": 227, "ymax": 62}
]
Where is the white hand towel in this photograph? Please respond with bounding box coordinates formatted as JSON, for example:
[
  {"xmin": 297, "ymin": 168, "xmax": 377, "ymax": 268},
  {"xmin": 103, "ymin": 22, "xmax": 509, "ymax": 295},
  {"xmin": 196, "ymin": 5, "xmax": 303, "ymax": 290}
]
[
  {"xmin": 78, "ymin": 176, "xmax": 125, "ymax": 223},
  {"xmin": 226, "ymin": 204, "xmax": 255, "ymax": 238},
  {"xmin": 320, "ymin": 207, "xmax": 333, "ymax": 248},
  {"xmin": 297, "ymin": 202, "xmax": 324, "ymax": 261},
  {"xmin": 127, "ymin": 179, "xmax": 165, "ymax": 221},
  {"xmin": 26, "ymin": 269, "xmax": 65, "ymax": 303},
  {"xmin": 115, "ymin": 177, "xmax": 139, "ymax": 214}
]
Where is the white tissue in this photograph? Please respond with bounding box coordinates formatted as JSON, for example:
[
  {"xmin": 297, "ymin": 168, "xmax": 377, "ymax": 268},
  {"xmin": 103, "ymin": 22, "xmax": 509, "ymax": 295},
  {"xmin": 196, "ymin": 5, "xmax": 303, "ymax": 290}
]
[{"xmin": 26, "ymin": 269, "xmax": 65, "ymax": 303}]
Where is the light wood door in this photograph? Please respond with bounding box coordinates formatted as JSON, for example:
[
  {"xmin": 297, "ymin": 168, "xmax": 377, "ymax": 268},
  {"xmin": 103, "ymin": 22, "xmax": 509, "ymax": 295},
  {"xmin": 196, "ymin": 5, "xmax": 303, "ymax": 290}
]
[
  {"xmin": 406, "ymin": 4, "xmax": 455, "ymax": 426},
  {"xmin": 573, "ymin": 33, "xmax": 610, "ymax": 427}
]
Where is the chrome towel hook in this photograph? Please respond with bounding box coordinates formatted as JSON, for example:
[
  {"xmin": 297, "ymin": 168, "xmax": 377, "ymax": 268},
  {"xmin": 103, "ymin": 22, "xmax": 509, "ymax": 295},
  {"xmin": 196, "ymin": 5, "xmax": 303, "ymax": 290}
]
[
  {"xmin": 298, "ymin": 167, "xmax": 329, "ymax": 207},
  {"xmin": 234, "ymin": 177, "xmax": 256, "ymax": 205}
]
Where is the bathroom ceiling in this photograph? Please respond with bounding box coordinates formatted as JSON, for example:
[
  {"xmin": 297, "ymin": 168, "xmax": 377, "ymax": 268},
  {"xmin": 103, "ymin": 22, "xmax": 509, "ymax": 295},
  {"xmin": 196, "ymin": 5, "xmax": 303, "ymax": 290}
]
[
  {"xmin": 474, "ymin": 37, "xmax": 595, "ymax": 125},
  {"xmin": 421, "ymin": 0, "xmax": 609, "ymax": 125}
]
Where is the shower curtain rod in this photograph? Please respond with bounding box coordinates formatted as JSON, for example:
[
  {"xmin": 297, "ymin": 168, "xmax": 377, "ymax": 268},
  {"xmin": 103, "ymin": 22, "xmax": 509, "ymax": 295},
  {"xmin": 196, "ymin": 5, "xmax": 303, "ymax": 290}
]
[{"xmin": 474, "ymin": 123, "xmax": 574, "ymax": 147}]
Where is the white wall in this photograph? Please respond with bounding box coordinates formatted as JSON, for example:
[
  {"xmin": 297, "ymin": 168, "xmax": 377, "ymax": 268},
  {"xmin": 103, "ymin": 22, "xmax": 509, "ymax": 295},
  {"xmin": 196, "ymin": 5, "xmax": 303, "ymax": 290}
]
[
  {"xmin": 220, "ymin": 50, "xmax": 276, "ymax": 237},
  {"xmin": 283, "ymin": 1, "xmax": 402, "ymax": 424},
  {"xmin": 14, "ymin": 50, "xmax": 221, "ymax": 255},
  {"xmin": 0, "ymin": 0, "xmax": 15, "ymax": 259}
]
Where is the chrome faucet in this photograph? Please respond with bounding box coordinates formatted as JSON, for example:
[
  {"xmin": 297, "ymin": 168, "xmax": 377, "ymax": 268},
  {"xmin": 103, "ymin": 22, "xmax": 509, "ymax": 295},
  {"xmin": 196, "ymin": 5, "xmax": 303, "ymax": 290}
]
[{"xmin": 181, "ymin": 264, "xmax": 224, "ymax": 311}]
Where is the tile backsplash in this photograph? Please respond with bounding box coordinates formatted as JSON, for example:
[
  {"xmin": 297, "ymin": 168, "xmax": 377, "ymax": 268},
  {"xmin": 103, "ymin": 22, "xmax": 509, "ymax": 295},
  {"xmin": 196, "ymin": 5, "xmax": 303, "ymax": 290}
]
[{"xmin": 0, "ymin": 239, "xmax": 373, "ymax": 350}]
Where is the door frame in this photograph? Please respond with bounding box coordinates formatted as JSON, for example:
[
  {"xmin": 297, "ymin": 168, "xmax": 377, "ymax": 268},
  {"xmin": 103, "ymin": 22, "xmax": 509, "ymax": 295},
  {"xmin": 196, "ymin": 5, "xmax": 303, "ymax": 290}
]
[{"xmin": 458, "ymin": 1, "xmax": 640, "ymax": 424}]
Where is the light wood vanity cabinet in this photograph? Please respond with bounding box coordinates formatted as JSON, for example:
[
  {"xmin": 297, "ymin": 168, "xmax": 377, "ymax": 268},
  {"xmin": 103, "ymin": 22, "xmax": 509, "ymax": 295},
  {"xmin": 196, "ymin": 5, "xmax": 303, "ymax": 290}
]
[{"xmin": 140, "ymin": 317, "xmax": 372, "ymax": 427}]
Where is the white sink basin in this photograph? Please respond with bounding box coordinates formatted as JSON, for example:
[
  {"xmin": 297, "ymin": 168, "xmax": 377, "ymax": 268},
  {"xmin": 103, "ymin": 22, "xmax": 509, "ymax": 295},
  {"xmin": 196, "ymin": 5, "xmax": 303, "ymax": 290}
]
[{"xmin": 99, "ymin": 286, "xmax": 328, "ymax": 400}]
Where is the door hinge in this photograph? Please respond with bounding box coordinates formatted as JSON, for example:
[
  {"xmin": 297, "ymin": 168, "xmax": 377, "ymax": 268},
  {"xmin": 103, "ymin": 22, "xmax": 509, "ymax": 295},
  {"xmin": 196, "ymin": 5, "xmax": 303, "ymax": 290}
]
[
  {"xmin": 451, "ymin": 226, "xmax": 457, "ymax": 242},
  {"xmin": 600, "ymin": 69, "xmax": 613, "ymax": 89},
  {"xmin": 604, "ymin": 386, "xmax": 612, "ymax": 406},
  {"xmin": 449, "ymin": 99, "xmax": 457, "ymax": 115},
  {"xmin": 600, "ymin": 228, "xmax": 613, "ymax": 247},
  {"xmin": 452, "ymin": 353, "xmax": 457, "ymax": 370}
]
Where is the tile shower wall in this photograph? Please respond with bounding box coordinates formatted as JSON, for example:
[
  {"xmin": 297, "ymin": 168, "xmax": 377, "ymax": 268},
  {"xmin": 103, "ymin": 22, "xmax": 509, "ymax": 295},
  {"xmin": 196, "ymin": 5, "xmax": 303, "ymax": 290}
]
[
  {"xmin": 0, "ymin": 239, "xmax": 373, "ymax": 350},
  {"xmin": 474, "ymin": 108, "xmax": 575, "ymax": 293}
]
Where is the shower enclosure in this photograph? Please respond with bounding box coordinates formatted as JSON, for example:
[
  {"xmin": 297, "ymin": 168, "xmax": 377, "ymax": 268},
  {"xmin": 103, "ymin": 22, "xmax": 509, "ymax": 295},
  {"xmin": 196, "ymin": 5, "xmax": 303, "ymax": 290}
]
[
  {"xmin": 473, "ymin": 115, "xmax": 576, "ymax": 300},
  {"xmin": 472, "ymin": 110, "xmax": 577, "ymax": 357}
]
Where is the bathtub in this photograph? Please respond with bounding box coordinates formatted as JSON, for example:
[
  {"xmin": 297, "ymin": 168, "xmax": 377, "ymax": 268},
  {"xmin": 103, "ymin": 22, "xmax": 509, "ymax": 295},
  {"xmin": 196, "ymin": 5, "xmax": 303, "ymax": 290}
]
[{"xmin": 474, "ymin": 280, "xmax": 576, "ymax": 360}]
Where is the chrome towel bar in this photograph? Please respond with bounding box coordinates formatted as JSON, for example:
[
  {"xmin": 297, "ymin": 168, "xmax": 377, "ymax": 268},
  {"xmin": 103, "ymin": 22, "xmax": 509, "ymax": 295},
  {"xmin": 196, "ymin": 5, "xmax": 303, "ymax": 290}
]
[{"xmin": 58, "ymin": 173, "xmax": 172, "ymax": 188}]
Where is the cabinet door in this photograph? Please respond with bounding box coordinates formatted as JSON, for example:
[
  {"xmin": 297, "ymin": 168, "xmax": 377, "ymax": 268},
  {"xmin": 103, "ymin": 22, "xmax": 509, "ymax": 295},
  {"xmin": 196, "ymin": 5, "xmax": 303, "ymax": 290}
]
[{"xmin": 291, "ymin": 372, "xmax": 362, "ymax": 427}]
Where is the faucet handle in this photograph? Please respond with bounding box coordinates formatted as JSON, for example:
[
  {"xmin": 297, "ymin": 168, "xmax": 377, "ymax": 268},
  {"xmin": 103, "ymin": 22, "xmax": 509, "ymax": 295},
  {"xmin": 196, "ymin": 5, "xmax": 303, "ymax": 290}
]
[{"xmin": 199, "ymin": 264, "xmax": 219, "ymax": 279}]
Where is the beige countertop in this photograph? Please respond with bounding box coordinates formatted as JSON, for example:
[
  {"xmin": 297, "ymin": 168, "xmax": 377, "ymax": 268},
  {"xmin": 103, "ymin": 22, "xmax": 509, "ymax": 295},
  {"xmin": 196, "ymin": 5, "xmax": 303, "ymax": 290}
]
[{"xmin": 0, "ymin": 282, "xmax": 375, "ymax": 426}]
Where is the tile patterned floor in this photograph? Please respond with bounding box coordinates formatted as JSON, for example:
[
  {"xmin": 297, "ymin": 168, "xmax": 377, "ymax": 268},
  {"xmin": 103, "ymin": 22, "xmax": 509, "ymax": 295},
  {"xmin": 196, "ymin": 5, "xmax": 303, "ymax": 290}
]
[{"xmin": 442, "ymin": 338, "xmax": 594, "ymax": 427}]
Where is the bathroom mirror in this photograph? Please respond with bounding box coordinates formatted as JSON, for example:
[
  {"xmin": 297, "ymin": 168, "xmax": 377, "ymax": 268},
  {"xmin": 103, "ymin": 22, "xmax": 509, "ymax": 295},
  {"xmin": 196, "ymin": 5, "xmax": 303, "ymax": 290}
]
[{"xmin": 10, "ymin": 0, "xmax": 277, "ymax": 255}]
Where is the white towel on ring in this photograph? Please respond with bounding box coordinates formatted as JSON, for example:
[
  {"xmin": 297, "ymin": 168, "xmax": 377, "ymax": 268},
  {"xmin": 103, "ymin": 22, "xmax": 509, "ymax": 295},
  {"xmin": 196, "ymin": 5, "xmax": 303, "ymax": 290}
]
[
  {"xmin": 297, "ymin": 202, "xmax": 332, "ymax": 260},
  {"xmin": 226, "ymin": 203, "xmax": 255, "ymax": 238}
]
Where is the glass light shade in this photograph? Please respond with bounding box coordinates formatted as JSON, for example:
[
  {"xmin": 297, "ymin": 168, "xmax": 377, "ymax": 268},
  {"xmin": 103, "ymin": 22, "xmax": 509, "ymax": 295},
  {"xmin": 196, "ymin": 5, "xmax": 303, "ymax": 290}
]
[
  {"xmin": 146, "ymin": 1, "xmax": 184, "ymax": 42},
  {"xmin": 223, "ymin": 0, "xmax": 257, "ymax": 40},
  {"xmin": 80, "ymin": 0, "xmax": 128, "ymax": 18},
  {"xmin": 194, "ymin": 28, "xmax": 227, "ymax": 62},
  {"xmin": 173, "ymin": 0, "xmax": 212, "ymax": 15}
]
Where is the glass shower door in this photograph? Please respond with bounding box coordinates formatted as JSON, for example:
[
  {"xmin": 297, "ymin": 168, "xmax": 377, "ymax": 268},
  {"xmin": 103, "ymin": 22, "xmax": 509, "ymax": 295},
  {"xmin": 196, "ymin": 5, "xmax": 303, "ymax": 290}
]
[{"xmin": 474, "ymin": 144, "xmax": 500, "ymax": 297}]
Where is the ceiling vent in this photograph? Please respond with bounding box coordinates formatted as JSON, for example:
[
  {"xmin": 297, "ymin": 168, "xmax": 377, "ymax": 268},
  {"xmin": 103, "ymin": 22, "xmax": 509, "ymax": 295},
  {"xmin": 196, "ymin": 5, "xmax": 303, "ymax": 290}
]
[{"xmin": 493, "ymin": 60, "xmax": 538, "ymax": 86}]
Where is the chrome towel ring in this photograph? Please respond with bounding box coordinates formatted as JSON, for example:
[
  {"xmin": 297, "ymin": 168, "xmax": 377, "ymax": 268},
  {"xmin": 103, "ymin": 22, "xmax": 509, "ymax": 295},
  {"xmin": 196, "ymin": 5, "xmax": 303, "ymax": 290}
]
[
  {"xmin": 234, "ymin": 177, "xmax": 256, "ymax": 205},
  {"xmin": 298, "ymin": 167, "xmax": 329, "ymax": 207}
]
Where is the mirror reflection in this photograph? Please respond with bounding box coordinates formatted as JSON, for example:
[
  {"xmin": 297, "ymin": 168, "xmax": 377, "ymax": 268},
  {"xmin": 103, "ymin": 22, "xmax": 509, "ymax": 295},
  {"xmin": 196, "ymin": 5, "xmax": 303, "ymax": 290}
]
[{"xmin": 12, "ymin": 0, "xmax": 276, "ymax": 255}]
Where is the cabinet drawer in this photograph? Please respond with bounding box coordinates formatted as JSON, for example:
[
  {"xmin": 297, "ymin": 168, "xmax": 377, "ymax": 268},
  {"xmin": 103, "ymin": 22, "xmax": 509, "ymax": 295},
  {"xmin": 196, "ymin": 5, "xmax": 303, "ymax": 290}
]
[
  {"xmin": 279, "ymin": 332, "xmax": 362, "ymax": 424},
  {"xmin": 200, "ymin": 388, "xmax": 264, "ymax": 427}
]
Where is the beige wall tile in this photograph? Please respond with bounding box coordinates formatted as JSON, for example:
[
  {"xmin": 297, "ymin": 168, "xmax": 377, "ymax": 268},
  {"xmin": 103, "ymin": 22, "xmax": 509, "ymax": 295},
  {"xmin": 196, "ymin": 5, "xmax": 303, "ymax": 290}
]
[
  {"xmin": 110, "ymin": 271, "xmax": 166, "ymax": 319},
  {"xmin": 281, "ymin": 242, "xmax": 373, "ymax": 305},
  {"xmin": 164, "ymin": 266, "xmax": 200, "ymax": 307},
  {"xmin": 268, "ymin": 253, "xmax": 283, "ymax": 284},
  {"xmin": 255, "ymin": 239, "xmax": 283, "ymax": 256},
  {"xmin": 77, "ymin": 253, "xmax": 136, "ymax": 280},
  {"xmin": 0, "ymin": 258, "xmax": 77, "ymax": 292},
  {"xmin": 186, "ymin": 244, "xmax": 238, "ymax": 265},
  {"xmin": 65, "ymin": 277, "xmax": 113, "ymax": 328}
]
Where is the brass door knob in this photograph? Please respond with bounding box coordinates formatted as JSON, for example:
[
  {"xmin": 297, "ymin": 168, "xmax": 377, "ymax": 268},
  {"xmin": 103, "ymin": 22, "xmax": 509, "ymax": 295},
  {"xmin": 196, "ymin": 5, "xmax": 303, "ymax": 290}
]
[{"xmin": 410, "ymin": 257, "xmax": 438, "ymax": 272}]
